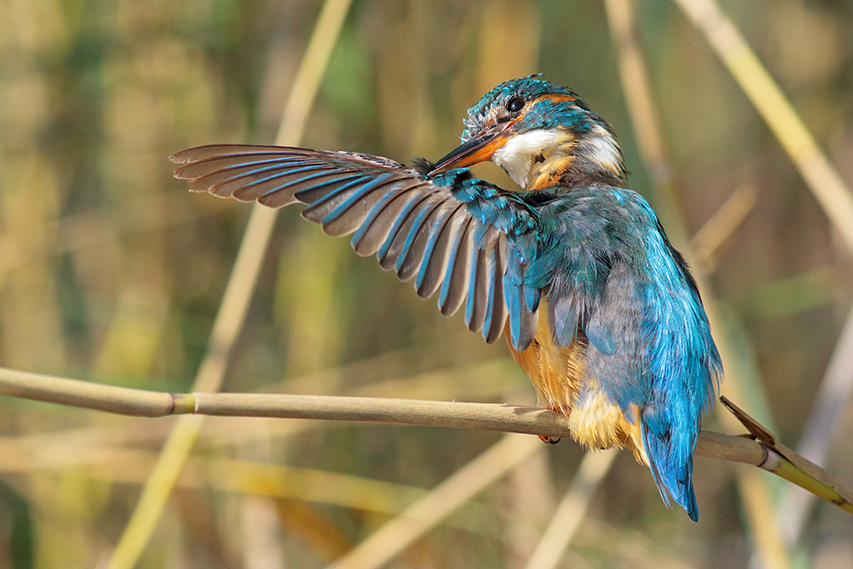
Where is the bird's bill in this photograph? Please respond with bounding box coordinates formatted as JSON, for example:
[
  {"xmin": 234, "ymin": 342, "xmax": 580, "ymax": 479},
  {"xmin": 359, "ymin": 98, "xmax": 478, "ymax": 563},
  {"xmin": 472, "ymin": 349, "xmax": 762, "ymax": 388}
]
[{"xmin": 428, "ymin": 126, "xmax": 513, "ymax": 175}]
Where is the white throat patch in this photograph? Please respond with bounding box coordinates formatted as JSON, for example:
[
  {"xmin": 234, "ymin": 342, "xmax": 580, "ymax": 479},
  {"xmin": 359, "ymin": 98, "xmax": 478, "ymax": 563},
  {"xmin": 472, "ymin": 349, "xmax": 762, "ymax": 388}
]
[{"xmin": 492, "ymin": 129, "xmax": 564, "ymax": 189}]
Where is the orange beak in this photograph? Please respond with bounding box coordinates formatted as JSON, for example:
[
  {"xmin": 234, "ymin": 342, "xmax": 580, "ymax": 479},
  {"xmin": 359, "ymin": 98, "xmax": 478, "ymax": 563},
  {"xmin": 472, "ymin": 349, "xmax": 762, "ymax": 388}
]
[{"xmin": 428, "ymin": 121, "xmax": 516, "ymax": 175}]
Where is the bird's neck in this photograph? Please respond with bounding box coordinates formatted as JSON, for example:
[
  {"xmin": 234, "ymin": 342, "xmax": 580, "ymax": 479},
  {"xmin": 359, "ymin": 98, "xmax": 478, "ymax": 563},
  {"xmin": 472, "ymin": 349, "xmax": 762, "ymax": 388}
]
[{"xmin": 493, "ymin": 123, "xmax": 626, "ymax": 191}]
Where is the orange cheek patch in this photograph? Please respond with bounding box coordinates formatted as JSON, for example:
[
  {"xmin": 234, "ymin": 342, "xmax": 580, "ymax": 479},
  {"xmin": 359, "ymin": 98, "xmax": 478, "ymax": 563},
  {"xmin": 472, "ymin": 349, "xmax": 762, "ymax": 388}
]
[
  {"xmin": 536, "ymin": 93, "xmax": 577, "ymax": 104},
  {"xmin": 528, "ymin": 156, "xmax": 576, "ymax": 191},
  {"xmin": 528, "ymin": 171, "xmax": 561, "ymax": 192}
]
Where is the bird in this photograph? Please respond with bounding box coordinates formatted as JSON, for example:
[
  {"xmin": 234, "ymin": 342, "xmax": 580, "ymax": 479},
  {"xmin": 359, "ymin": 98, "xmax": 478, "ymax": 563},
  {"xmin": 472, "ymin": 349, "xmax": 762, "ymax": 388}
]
[{"xmin": 170, "ymin": 75, "xmax": 722, "ymax": 521}]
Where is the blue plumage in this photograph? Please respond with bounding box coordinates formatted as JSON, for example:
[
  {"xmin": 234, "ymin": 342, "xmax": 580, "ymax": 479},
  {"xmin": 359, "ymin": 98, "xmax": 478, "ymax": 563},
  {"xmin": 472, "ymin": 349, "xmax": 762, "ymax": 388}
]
[
  {"xmin": 529, "ymin": 189, "xmax": 718, "ymax": 519},
  {"xmin": 171, "ymin": 76, "xmax": 722, "ymax": 521}
]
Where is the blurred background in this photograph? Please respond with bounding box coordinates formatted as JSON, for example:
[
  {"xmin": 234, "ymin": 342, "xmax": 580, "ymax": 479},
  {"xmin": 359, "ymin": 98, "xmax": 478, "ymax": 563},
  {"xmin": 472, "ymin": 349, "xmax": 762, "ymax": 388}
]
[{"xmin": 1, "ymin": 0, "xmax": 852, "ymax": 567}]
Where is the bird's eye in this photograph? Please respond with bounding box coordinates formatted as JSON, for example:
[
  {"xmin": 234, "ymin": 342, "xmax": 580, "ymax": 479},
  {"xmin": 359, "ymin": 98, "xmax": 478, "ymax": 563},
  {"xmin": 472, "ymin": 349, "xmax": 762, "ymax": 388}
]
[{"xmin": 506, "ymin": 96, "xmax": 525, "ymax": 113}]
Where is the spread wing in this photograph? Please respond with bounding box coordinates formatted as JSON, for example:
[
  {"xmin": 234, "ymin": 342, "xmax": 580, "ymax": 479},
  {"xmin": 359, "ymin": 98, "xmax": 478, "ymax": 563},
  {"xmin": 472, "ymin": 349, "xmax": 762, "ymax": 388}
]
[{"xmin": 170, "ymin": 144, "xmax": 538, "ymax": 348}]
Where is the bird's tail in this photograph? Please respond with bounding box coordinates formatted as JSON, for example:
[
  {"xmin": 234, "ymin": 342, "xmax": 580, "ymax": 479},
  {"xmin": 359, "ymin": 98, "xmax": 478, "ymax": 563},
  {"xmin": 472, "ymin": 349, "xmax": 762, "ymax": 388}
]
[{"xmin": 641, "ymin": 416, "xmax": 699, "ymax": 522}]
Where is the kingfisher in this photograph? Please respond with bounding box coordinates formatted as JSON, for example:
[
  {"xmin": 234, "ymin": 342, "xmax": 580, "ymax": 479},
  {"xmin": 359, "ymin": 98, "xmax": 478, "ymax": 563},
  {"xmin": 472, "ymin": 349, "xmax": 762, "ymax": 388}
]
[{"xmin": 171, "ymin": 76, "xmax": 722, "ymax": 521}]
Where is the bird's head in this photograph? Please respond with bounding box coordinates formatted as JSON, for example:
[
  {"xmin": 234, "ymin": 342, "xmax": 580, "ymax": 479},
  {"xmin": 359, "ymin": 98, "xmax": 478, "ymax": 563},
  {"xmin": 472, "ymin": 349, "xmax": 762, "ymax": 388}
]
[{"xmin": 430, "ymin": 76, "xmax": 626, "ymax": 191}]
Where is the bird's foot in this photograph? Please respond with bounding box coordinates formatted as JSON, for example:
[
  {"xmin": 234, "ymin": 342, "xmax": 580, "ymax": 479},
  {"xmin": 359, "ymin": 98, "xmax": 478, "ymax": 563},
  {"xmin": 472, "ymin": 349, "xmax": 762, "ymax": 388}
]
[{"xmin": 538, "ymin": 404, "xmax": 570, "ymax": 443}]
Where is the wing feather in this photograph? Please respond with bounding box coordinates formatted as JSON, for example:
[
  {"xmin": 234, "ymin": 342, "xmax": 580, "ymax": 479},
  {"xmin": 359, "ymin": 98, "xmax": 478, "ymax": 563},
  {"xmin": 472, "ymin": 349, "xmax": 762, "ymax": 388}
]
[
  {"xmin": 483, "ymin": 238, "xmax": 508, "ymax": 343},
  {"xmin": 349, "ymin": 187, "xmax": 423, "ymax": 257},
  {"xmin": 438, "ymin": 218, "xmax": 474, "ymax": 317},
  {"xmin": 171, "ymin": 143, "xmax": 535, "ymax": 346},
  {"xmin": 414, "ymin": 203, "xmax": 466, "ymax": 299},
  {"xmin": 465, "ymin": 245, "xmax": 488, "ymax": 333},
  {"xmin": 394, "ymin": 196, "xmax": 449, "ymax": 281}
]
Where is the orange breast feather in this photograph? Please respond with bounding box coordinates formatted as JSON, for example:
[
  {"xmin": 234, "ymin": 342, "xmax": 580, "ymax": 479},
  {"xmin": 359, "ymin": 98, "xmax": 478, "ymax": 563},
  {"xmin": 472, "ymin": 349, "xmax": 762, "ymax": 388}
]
[{"xmin": 505, "ymin": 299, "xmax": 648, "ymax": 463}]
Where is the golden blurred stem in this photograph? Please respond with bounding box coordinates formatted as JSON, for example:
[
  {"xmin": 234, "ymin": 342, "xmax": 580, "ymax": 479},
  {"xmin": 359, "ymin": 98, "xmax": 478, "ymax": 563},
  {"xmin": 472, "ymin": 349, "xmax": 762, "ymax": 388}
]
[
  {"xmin": 324, "ymin": 434, "xmax": 542, "ymax": 569},
  {"xmin": 274, "ymin": 0, "xmax": 353, "ymax": 148},
  {"xmin": 524, "ymin": 449, "xmax": 618, "ymax": 569},
  {"xmin": 674, "ymin": 0, "xmax": 853, "ymax": 253},
  {"xmin": 737, "ymin": 468, "xmax": 790, "ymax": 569},
  {"xmin": 602, "ymin": 0, "xmax": 668, "ymax": 181},
  {"xmin": 689, "ymin": 184, "xmax": 758, "ymax": 271},
  {"xmin": 602, "ymin": 0, "xmax": 684, "ymax": 236},
  {"xmin": 105, "ymin": 0, "xmax": 354, "ymax": 567}
]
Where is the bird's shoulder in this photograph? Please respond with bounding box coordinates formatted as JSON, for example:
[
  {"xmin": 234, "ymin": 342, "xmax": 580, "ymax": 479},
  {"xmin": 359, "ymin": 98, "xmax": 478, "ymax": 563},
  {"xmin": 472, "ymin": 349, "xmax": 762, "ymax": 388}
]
[
  {"xmin": 515, "ymin": 185, "xmax": 657, "ymax": 252},
  {"xmin": 526, "ymin": 184, "xmax": 655, "ymax": 222},
  {"xmin": 520, "ymin": 183, "xmax": 699, "ymax": 293}
]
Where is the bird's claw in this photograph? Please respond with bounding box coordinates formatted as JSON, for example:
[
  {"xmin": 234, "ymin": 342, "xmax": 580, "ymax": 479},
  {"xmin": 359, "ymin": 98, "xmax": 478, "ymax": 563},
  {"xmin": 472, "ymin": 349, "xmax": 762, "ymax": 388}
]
[{"xmin": 538, "ymin": 434, "xmax": 561, "ymax": 444}]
